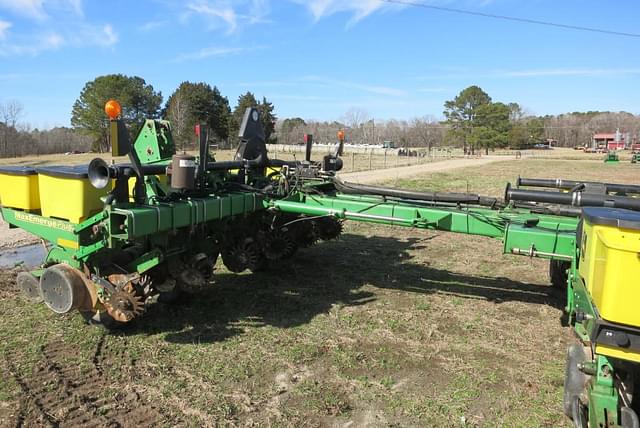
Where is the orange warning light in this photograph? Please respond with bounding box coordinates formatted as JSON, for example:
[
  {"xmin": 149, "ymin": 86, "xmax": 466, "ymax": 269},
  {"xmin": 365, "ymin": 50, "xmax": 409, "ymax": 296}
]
[{"xmin": 104, "ymin": 99, "xmax": 121, "ymax": 120}]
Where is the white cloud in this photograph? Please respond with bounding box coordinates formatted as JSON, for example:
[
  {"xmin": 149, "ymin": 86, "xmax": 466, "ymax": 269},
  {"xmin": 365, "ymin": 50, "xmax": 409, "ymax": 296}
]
[
  {"xmin": 0, "ymin": 31, "xmax": 64, "ymax": 55},
  {"xmin": 0, "ymin": 0, "xmax": 83, "ymax": 20},
  {"xmin": 53, "ymin": 23, "xmax": 118, "ymax": 48},
  {"xmin": 140, "ymin": 20, "xmax": 168, "ymax": 32},
  {"xmin": 0, "ymin": 0, "xmax": 47, "ymax": 20},
  {"xmin": 292, "ymin": 0, "xmax": 400, "ymax": 25},
  {"xmin": 246, "ymin": 0, "xmax": 270, "ymax": 24},
  {"xmin": 173, "ymin": 46, "xmax": 246, "ymax": 61},
  {"xmin": 181, "ymin": 0, "xmax": 271, "ymax": 34},
  {"xmin": 0, "ymin": 0, "xmax": 117, "ymax": 56},
  {"xmin": 43, "ymin": 32, "xmax": 63, "ymax": 48},
  {"xmin": 0, "ymin": 23, "xmax": 116, "ymax": 56},
  {"xmin": 100, "ymin": 24, "xmax": 117, "ymax": 46},
  {"xmin": 185, "ymin": 1, "xmax": 238, "ymax": 33},
  {"xmin": 0, "ymin": 19, "xmax": 10, "ymax": 39}
]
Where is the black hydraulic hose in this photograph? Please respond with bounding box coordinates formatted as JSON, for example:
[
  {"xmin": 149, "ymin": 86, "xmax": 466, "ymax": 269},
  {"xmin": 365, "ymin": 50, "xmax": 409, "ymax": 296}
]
[
  {"xmin": 512, "ymin": 202, "xmax": 582, "ymax": 217},
  {"xmin": 517, "ymin": 177, "xmax": 640, "ymax": 194},
  {"xmin": 505, "ymin": 183, "xmax": 640, "ymax": 211},
  {"xmin": 333, "ymin": 177, "xmax": 498, "ymax": 206},
  {"xmin": 110, "ymin": 164, "xmax": 168, "ymax": 177},
  {"xmin": 269, "ymin": 159, "xmax": 300, "ymax": 168},
  {"xmin": 206, "ymin": 155, "xmax": 299, "ymax": 171}
]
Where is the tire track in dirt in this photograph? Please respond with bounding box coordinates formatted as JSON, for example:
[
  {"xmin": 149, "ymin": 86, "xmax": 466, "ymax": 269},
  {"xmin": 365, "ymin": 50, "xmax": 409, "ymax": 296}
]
[{"xmin": 5, "ymin": 339, "xmax": 176, "ymax": 427}]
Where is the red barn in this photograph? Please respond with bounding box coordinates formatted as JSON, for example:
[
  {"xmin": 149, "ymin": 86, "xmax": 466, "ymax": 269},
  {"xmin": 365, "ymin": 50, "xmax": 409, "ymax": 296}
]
[{"xmin": 592, "ymin": 131, "xmax": 626, "ymax": 150}]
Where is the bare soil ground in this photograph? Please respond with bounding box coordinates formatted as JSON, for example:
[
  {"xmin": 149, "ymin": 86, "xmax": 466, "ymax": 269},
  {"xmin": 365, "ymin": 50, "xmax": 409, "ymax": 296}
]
[
  {"xmin": 1, "ymin": 157, "xmax": 639, "ymax": 426},
  {"xmin": 0, "ymin": 219, "xmax": 38, "ymax": 250}
]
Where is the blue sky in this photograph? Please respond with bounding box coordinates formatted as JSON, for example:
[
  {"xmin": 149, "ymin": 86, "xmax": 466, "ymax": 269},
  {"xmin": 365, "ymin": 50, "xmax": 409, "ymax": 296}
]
[{"xmin": 0, "ymin": 0, "xmax": 639, "ymax": 129}]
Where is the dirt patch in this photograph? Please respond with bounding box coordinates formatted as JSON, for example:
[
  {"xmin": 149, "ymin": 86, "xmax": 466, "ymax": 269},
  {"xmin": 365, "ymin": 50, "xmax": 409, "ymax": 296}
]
[
  {"xmin": 0, "ymin": 268, "xmax": 19, "ymax": 299},
  {"xmin": 0, "ymin": 217, "xmax": 39, "ymax": 250},
  {"xmin": 4, "ymin": 339, "xmax": 178, "ymax": 427}
]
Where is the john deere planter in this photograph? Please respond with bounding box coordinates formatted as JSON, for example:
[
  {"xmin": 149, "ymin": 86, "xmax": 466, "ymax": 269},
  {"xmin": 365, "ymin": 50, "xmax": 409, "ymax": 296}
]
[{"xmin": 1, "ymin": 100, "xmax": 639, "ymax": 427}]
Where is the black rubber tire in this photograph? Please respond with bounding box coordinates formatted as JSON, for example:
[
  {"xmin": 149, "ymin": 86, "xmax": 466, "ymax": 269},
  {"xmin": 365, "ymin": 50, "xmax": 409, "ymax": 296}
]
[
  {"xmin": 550, "ymin": 259, "xmax": 571, "ymax": 289},
  {"xmin": 564, "ymin": 344, "xmax": 588, "ymax": 418}
]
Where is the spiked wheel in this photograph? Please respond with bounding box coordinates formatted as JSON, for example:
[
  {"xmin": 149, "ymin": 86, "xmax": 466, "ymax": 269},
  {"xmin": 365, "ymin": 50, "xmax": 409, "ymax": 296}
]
[
  {"xmin": 315, "ymin": 218, "xmax": 343, "ymax": 241},
  {"xmin": 176, "ymin": 268, "xmax": 207, "ymax": 293},
  {"xmin": 222, "ymin": 237, "xmax": 267, "ymax": 272},
  {"xmin": 263, "ymin": 229, "xmax": 297, "ymax": 261},
  {"xmin": 293, "ymin": 221, "xmax": 318, "ymax": 248},
  {"xmin": 192, "ymin": 253, "xmax": 216, "ymax": 280},
  {"xmin": 105, "ymin": 288, "xmax": 145, "ymax": 322}
]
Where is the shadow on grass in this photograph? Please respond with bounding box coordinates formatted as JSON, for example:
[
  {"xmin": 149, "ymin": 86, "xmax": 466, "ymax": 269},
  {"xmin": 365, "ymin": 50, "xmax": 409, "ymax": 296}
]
[{"xmin": 125, "ymin": 233, "xmax": 563, "ymax": 344}]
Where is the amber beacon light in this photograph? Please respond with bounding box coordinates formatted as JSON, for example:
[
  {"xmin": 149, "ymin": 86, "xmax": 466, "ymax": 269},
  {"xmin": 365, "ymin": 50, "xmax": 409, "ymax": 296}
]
[{"xmin": 104, "ymin": 99, "xmax": 122, "ymax": 120}]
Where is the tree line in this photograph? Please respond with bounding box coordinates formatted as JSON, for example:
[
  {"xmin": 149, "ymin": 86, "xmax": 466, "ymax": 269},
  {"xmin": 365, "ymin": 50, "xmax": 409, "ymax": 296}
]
[
  {"xmin": 277, "ymin": 86, "xmax": 640, "ymax": 154},
  {"xmin": 70, "ymin": 74, "xmax": 276, "ymax": 152},
  {"xmin": 1, "ymin": 76, "xmax": 639, "ymax": 158}
]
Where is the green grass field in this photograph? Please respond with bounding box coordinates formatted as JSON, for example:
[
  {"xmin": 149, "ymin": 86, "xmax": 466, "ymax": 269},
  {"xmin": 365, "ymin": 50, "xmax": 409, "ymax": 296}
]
[{"xmin": 1, "ymin": 158, "xmax": 639, "ymax": 426}]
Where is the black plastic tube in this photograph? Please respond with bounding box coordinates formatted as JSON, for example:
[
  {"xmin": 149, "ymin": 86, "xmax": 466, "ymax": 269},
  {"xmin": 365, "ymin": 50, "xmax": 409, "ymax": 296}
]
[
  {"xmin": 517, "ymin": 177, "xmax": 640, "ymax": 194},
  {"xmin": 205, "ymin": 155, "xmax": 299, "ymax": 171},
  {"xmin": 506, "ymin": 183, "xmax": 640, "ymax": 211},
  {"xmin": 334, "ymin": 178, "xmax": 498, "ymax": 206}
]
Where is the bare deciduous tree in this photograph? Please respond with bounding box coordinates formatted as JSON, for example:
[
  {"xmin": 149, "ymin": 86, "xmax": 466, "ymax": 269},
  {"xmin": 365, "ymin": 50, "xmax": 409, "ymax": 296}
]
[
  {"xmin": 166, "ymin": 90, "xmax": 190, "ymax": 151},
  {"xmin": 410, "ymin": 116, "xmax": 443, "ymax": 153},
  {"xmin": 0, "ymin": 100, "xmax": 24, "ymax": 156}
]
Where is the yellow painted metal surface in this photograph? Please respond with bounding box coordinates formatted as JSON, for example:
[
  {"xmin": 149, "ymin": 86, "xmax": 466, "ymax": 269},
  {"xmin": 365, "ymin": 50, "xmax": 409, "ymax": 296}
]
[
  {"xmin": 229, "ymin": 167, "xmax": 281, "ymax": 176},
  {"xmin": 579, "ymin": 221, "xmax": 640, "ymax": 327},
  {"xmin": 56, "ymin": 238, "xmax": 79, "ymax": 249},
  {"xmin": 124, "ymin": 175, "xmax": 166, "ymax": 201},
  {"xmin": 0, "ymin": 173, "xmax": 40, "ymax": 210},
  {"xmin": 596, "ymin": 344, "xmax": 640, "ymax": 363},
  {"xmin": 38, "ymin": 174, "xmax": 107, "ymax": 224}
]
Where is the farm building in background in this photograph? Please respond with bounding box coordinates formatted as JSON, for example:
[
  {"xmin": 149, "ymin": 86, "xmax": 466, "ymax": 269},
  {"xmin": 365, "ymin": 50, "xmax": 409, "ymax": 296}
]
[{"xmin": 591, "ymin": 129, "xmax": 631, "ymax": 150}]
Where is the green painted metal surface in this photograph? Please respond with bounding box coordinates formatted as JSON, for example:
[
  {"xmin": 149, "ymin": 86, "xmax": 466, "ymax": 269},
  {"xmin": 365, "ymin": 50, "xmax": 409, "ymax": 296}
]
[
  {"xmin": 133, "ymin": 120, "xmax": 176, "ymax": 164},
  {"xmin": 589, "ymin": 355, "xmax": 619, "ymax": 427},
  {"xmin": 109, "ymin": 192, "xmax": 262, "ymax": 240},
  {"xmin": 1, "ymin": 207, "xmax": 79, "ymax": 248},
  {"xmin": 268, "ymin": 193, "xmax": 579, "ymax": 259}
]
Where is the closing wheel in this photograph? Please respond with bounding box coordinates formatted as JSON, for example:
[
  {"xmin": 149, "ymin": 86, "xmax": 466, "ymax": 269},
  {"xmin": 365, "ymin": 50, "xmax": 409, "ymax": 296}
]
[
  {"xmin": 570, "ymin": 396, "xmax": 588, "ymax": 428},
  {"xmin": 40, "ymin": 264, "xmax": 91, "ymax": 314},
  {"xmin": 222, "ymin": 238, "xmax": 266, "ymax": 273},
  {"xmin": 16, "ymin": 272, "xmax": 42, "ymax": 303},
  {"xmin": 621, "ymin": 406, "xmax": 640, "ymax": 428},
  {"xmin": 315, "ymin": 217, "xmax": 343, "ymax": 241},
  {"xmin": 564, "ymin": 344, "xmax": 588, "ymax": 419}
]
